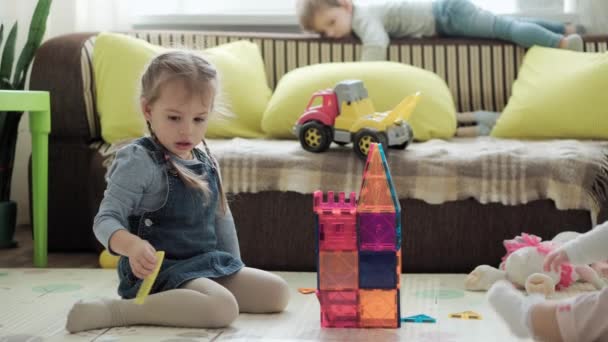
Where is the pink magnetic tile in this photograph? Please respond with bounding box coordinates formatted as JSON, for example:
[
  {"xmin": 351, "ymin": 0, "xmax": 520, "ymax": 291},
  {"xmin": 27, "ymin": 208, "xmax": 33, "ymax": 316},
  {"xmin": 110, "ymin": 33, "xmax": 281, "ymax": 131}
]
[{"xmin": 319, "ymin": 251, "xmax": 358, "ymax": 290}]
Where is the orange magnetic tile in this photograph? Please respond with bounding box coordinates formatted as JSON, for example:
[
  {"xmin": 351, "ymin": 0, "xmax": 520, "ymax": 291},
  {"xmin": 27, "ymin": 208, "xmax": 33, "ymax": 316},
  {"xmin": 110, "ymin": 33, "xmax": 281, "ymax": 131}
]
[
  {"xmin": 359, "ymin": 289, "xmax": 399, "ymax": 328},
  {"xmin": 298, "ymin": 288, "xmax": 316, "ymax": 294},
  {"xmin": 319, "ymin": 251, "xmax": 358, "ymax": 290},
  {"xmin": 358, "ymin": 144, "xmax": 395, "ymax": 213}
]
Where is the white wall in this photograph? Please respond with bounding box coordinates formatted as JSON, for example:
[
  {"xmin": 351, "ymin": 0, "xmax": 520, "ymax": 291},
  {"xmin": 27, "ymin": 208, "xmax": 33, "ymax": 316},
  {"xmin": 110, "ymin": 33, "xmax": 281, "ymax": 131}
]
[
  {"xmin": 576, "ymin": 0, "xmax": 608, "ymax": 34},
  {"xmin": 1, "ymin": 0, "xmax": 37, "ymax": 225},
  {"xmin": 3, "ymin": 0, "xmax": 132, "ymax": 225}
]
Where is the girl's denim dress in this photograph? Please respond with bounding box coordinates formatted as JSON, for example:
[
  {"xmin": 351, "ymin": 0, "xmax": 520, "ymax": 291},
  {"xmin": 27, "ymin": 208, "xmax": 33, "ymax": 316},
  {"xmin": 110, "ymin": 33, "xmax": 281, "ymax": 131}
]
[{"xmin": 117, "ymin": 137, "xmax": 244, "ymax": 299}]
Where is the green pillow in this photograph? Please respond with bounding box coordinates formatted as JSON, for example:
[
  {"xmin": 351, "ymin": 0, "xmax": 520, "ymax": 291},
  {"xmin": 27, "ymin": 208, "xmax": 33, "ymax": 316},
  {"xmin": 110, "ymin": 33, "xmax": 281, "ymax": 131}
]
[
  {"xmin": 93, "ymin": 32, "xmax": 271, "ymax": 143},
  {"xmin": 492, "ymin": 47, "xmax": 608, "ymax": 139},
  {"xmin": 261, "ymin": 62, "xmax": 456, "ymax": 141}
]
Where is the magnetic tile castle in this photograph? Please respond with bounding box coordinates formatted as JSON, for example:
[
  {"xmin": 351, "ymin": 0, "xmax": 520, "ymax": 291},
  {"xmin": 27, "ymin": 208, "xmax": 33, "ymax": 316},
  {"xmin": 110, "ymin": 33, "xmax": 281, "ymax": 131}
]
[{"xmin": 313, "ymin": 143, "xmax": 402, "ymax": 328}]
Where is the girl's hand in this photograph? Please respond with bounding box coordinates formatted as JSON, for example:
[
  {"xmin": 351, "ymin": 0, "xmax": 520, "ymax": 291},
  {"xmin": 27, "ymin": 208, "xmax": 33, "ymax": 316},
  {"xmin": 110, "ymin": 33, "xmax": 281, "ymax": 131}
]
[
  {"xmin": 543, "ymin": 249, "xmax": 570, "ymax": 273},
  {"xmin": 127, "ymin": 238, "xmax": 158, "ymax": 279}
]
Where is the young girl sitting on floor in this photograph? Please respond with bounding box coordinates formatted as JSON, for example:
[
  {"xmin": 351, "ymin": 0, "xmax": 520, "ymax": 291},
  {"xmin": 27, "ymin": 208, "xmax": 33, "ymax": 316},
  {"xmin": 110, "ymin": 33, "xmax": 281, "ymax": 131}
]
[{"xmin": 66, "ymin": 51, "xmax": 290, "ymax": 333}]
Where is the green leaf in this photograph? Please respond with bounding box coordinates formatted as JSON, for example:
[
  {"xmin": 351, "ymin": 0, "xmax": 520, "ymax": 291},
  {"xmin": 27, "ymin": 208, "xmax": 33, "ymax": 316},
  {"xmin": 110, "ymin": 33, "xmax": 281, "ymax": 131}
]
[
  {"xmin": 0, "ymin": 23, "xmax": 17, "ymax": 88},
  {"xmin": 0, "ymin": 24, "xmax": 5, "ymax": 55},
  {"xmin": 13, "ymin": 0, "xmax": 52, "ymax": 89},
  {"xmin": 0, "ymin": 78, "xmax": 13, "ymax": 90}
]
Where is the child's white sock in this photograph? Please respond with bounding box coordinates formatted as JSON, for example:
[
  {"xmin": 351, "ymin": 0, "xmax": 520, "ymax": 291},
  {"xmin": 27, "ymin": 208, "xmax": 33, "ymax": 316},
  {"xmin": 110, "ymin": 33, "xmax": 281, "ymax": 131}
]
[
  {"xmin": 487, "ymin": 281, "xmax": 544, "ymax": 338},
  {"xmin": 563, "ymin": 34, "xmax": 583, "ymax": 51}
]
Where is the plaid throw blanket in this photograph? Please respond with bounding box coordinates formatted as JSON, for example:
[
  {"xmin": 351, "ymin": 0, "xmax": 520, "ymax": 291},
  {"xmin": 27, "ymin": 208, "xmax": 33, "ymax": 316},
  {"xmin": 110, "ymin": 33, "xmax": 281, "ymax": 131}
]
[
  {"xmin": 100, "ymin": 137, "xmax": 608, "ymax": 223},
  {"xmin": 207, "ymin": 137, "xmax": 608, "ymax": 224}
]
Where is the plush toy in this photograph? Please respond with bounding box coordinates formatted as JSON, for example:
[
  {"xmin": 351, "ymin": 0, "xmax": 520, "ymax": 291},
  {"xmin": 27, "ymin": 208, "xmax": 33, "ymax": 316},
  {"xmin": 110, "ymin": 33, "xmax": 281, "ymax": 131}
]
[{"xmin": 465, "ymin": 232, "xmax": 607, "ymax": 297}]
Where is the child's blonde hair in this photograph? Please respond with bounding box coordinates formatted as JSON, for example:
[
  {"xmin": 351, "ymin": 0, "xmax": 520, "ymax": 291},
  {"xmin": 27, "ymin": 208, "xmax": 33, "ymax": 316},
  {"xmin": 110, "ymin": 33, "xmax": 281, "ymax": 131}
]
[
  {"xmin": 140, "ymin": 50, "xmax": 227, "ymax": 213},
  {"xmin": 296, "ymin": 0, "xmax": 344, "ymax": 32}
]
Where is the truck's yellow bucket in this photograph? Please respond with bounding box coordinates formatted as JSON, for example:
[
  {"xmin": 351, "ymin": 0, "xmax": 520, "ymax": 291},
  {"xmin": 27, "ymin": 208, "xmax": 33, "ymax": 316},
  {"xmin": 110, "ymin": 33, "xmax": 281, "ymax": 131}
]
[{"xmin": 385, "ymin": 92, "xmax": 421, "ymax": 124}]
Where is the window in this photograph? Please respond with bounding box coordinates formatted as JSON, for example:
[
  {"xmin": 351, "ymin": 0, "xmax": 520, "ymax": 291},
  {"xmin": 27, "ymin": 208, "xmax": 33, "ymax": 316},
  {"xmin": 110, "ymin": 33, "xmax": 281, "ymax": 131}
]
[
  {"xmin": 129, "ymin": 0, "xmax": 575, "ymax": 15},
  {"xmin": 129, "ymin": 0, "xmax": 577, "ymax": 27}
]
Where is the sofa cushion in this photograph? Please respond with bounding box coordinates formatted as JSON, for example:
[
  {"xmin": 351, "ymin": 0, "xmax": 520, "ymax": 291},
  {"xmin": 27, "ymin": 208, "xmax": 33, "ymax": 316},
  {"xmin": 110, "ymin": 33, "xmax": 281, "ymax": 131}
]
[
  {"xmin": 93, "ymin": 32, "xmax": 271, "ymax": 143},
  {"xmin": 492, "ymin": 46, "xmax": 608, "ymax": 139},
  {"xmin": 261, "ymin": 61, "xmax": 457, "ymax": 141}
]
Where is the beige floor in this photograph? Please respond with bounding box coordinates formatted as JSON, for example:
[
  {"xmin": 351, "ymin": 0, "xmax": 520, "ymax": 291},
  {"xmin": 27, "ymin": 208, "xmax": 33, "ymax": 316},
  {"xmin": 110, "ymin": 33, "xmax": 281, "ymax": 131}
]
[{"xmin": 0, "ymin": 269, "xmax": 597, "ymax": 341}]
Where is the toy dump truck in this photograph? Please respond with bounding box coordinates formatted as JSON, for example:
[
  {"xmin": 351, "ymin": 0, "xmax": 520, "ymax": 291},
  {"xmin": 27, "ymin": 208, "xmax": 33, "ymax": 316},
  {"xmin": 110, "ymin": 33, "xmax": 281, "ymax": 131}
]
[{"xmin": 293, "ymin": 80, "xmax": 419, "ymax": 159}]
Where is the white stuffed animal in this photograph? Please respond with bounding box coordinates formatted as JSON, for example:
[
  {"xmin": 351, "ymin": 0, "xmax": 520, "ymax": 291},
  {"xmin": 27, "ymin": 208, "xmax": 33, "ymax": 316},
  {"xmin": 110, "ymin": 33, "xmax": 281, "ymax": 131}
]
[{"xmin": 465, "ymin": 232, "xmax": 606, "ymax": 297}]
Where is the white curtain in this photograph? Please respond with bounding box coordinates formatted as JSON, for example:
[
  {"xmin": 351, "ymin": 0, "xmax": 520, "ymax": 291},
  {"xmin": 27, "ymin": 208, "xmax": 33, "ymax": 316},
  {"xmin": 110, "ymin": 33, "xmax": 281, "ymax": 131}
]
[
  {"xmin": 575, "ymin": 0, "xmax": 608, "ymax": 34},
  {"xmin": 7, "ymin": 0, "xmax": 133, "ymax": 225},
  {"xmin": 47, "ymin": 0, "xmax": 131, "ymax": 39}
]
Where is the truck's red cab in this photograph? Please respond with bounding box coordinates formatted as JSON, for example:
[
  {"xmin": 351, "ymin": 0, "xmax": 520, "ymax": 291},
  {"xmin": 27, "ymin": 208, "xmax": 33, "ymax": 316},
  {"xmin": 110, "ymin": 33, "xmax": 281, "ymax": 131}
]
[{"xmin": 295, "ymin": 89, "xmax": 339, "ymax": 127}]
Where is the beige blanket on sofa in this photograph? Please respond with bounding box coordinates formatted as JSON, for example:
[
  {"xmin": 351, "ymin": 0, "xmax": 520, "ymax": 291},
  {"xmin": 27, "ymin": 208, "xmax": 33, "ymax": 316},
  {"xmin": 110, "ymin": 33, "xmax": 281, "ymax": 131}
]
[{"xmin": 208, "ymin": 137, "xmax": 608, "ymax": 223}]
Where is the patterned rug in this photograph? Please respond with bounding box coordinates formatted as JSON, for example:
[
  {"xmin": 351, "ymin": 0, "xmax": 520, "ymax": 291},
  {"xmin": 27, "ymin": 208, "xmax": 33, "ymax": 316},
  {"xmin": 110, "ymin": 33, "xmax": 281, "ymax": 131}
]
[{"xmin": 0, "ymin": 269, "xmax": 596, "ymax": 341}]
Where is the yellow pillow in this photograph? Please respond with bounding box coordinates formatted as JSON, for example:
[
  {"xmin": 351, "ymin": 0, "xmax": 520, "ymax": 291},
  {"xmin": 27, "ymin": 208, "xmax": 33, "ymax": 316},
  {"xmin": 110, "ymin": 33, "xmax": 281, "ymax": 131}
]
[
  {"xmin": 93, "ymin": 32, "xmax": 271, "ymax": 143},
  {"xmin": 492, "ymin": 47, "xmax": 608, "ymax": 139},
  {"xmin": 261, "ymin": 62, "xmax": 456, "ymax": 141}
]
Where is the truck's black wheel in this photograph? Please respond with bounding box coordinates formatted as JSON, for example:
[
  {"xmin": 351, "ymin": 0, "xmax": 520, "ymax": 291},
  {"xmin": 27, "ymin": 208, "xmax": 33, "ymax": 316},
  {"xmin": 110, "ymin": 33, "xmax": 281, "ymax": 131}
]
[
  {"xmin": 353, "ymin": 130, "xmax": 388, "ymax": 160},
  {"xmin": 299, "ymin": 121, "xmax": 332, "ymax": 153}
]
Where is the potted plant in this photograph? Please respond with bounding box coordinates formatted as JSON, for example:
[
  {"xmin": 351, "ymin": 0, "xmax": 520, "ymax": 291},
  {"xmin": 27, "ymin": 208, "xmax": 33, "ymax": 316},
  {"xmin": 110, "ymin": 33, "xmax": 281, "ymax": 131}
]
[{"xmin": 0, "ymin": 0, "xmax": 52, "ymax": 248}]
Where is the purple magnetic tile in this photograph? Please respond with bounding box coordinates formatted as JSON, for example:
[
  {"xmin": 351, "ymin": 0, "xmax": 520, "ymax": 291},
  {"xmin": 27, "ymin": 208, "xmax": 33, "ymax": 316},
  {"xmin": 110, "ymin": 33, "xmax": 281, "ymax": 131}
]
[{"xmin": 359, "ymin": 213, "xmax": 396, "ymax": 251}]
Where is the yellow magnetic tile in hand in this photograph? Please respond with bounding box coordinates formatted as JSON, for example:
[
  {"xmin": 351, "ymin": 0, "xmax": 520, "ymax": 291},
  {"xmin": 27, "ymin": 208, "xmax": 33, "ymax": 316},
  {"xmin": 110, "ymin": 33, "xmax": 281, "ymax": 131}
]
[{"xmin": 134, "ymin": 251, "xmax": 165, "ymax": 305}]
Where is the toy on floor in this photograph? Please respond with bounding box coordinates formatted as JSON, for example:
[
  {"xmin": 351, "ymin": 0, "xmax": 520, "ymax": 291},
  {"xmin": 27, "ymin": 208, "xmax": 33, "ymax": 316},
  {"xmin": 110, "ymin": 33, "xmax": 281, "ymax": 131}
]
[
  {"xmin": 449, "ymin": 311, "xmax": 482, "ymax": 320},
  {"xmin": 293, "ymin": 79, "xmax": 419, "ymax": 159},
  {"xmin": 134, "ymin": 251, "xmax": 165, "ymax": 305},
  {"xmin": 314, "ymin": 143, "xmax": 402, "ymax": 328},
  {"xmin": 298, "ymin": 287, "xmax": 316, "ymax": 294},
  {"xmin": 465, "ymin": 232, "xmax": 607, "ymax": 297},
  {"xmin": 402, "ymin": 314, "xmax": 436, "ymax": 323},
  {"xmin": 99, "ymin": 249, "xmax": 120, "ymax": 269}
]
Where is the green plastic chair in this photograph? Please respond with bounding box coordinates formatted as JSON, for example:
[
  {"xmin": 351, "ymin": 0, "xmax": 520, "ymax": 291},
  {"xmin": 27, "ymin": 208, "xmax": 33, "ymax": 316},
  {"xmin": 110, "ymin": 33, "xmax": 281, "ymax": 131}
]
[{"xmin": 0, "ymin": 90, "xmax": 50, "ymax": 267}]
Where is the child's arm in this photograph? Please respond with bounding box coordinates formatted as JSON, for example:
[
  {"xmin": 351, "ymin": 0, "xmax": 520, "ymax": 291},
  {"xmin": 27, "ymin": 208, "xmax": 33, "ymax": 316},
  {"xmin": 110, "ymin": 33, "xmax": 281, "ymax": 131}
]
[
  {"xmin": 215, "ymin": 205, "xmax": 242, "ymax": 260},
  {"xmin": 93, "ymin": 144, "xmax": 159, "ymax": 277},
  {"xmin": 352, "ymin": 15, "xmax": 390, "ymax": 61},
  {"xmin": 562, "ymin": 221, "xmax": 608, "ymax": 265},
  {"xmin": 110, "ymin": 229, "xmax": 157, "ymax": 279}
]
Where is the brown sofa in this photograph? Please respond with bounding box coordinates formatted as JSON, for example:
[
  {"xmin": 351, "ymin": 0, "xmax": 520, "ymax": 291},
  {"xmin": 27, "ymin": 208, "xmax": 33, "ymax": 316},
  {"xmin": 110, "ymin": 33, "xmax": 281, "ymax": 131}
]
[{"xmin": 29, "ymin": 31, "xmax": 608, "ymax": 272}]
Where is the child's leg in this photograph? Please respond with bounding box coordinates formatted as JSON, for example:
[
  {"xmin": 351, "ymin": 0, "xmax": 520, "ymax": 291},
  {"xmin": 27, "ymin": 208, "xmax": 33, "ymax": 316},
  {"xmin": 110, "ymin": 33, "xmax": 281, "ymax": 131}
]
[
  {"xmin": 438, "ymin": 1, "xmax": 582, "ymax": 50},
  {"xmin": 487, "ymin": 281, "xmax": 545, "ymax": 338},
  {"xmin": 553, "ymin": 287, "xmax": 608, "ymax": 342},
  {"xmin": 527, "ymin": 301, "xmax": 564, "ymax": 341},
  {"xmin": 455, "ymin": 111, "xmax": 500, "ymax": 137},
  {"xmin": 516, "ymin": 17, "xmax": 566, "ymax": 34},
  {"xmin": 214, "ymin": 267, "xmax": 290, "ymax": 313},
  {"xmin": 66, "ymin": 277, "xmax": 239, "ymax": 333},
  {"xmin": 456, "ymin": 125, "xmax": 493, "ymax": 137},
  {"xmin": 494, "ymin": 16, "xmax": 559, "ymax": 47},
  {"xmin": 494, "ymin": 16, "xmax": 583, "ymax": 51},
  {"xmin": 490, "ymin": 281, "xmax": 608, "ymax": 341},
  {"xmin": 518, "ymin": 19, "xmax": 585, "ymax": 35},
  {"xmin": 457, "ymin": 111, "xmax": 476, "ymax": 124}
]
